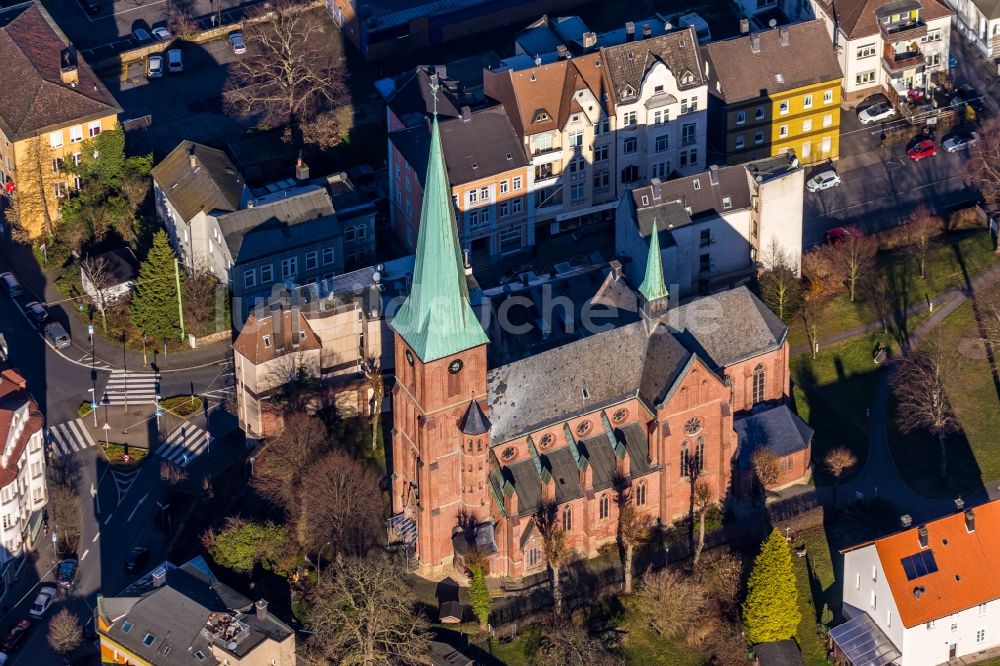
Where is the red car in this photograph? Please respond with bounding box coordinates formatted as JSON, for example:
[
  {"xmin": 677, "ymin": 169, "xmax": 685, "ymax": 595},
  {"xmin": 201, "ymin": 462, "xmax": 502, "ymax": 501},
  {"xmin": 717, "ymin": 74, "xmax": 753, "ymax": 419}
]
[
  {"xmin": 0, "ymin": 619, "xmax": 31, "ymax": 653},
  {"xmin": 907, "ymin": 139, "xmax": 937, "ymax": 161},
  {"xmin": 825, "ymin": 226, "xmax": 861, "ymax": 245}
]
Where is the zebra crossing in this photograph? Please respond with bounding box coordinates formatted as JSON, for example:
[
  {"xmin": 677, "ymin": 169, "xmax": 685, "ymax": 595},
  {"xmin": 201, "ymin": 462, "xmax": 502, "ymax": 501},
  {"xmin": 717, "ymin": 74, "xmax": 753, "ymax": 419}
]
[
  {"xmin": 102, "ymin": 370, "xmax": 160, "ymax": 406},
  {"xmin": 47, "ymin": 419, "xmax": 98, "ymax": 457},
  {"xmin": 154, "ymin": 424, "xmax": 210, "ymax": 468}
]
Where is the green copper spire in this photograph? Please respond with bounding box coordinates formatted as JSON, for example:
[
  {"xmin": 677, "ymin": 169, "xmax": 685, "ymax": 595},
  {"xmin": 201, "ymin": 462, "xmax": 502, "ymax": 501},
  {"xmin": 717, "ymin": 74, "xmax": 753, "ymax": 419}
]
[
  {"xmin": 391, "ymin": 93, "xmax": 488, "ymax": 362},
  {"xmin": 638, "ymin": 219, "xmax": 668, "ymax": 302}
]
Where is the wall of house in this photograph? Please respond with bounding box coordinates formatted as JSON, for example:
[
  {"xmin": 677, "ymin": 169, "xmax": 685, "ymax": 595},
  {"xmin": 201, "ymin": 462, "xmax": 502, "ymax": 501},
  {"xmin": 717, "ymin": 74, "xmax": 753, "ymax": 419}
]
[
  {"xmin": 211, "ymin": 631, "xmax": 296, "ymax": 665},
  {"xmin": 11, "ymin": 115, "xmax": 118, "ymax": 238},
  {"xmin": 755, "ymin": 167, "xmax": 805, "ymax": 274},
  {"xmin": 0, "ymin": 425, "xmax": 46, "ymax": 563},
  {"xmin": 843, "ymin": 545, "xmax": 907, "ymax": 656},
  {"xmin": 234, "ymin": 347, "xmax": 321, "ymax": 436},
  {"xmin": 949, "ymin": 0, "xmax": 1000, "ymax": 57},
  {"xmin": 900, "ymin": 594, "xmax": 1000, "ymax": 665},
  {"xmin": 769, "ymin": 82, "xmax": 842, "ymax": 164}
]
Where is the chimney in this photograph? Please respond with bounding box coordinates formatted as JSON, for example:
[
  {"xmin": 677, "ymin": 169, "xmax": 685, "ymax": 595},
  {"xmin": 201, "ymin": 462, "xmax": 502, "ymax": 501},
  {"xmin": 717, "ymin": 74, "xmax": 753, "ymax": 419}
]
[
  {"xmin": 255, "ymin": 599, "xmax": 268, "ymax": 621},
  {"xmin": 534, "ymin": 53, "xmax": 542, "ymax": 66},
  {"xmin": 295, "ymin": 154, "xmax": 310, "ymax": 181},
  {"xmin": 434, "ymin": 64, "xmax": 447, "ymax": 78},
  {"xmin": 246, "ymin": 199, "xmax": 255, "ymax": 209},
  {"xmin": 60, "ymin": 48, "xmax": 79, "ymax": 86},
  {"xmin": 966, "ymin": 509, "xmax": 976, "ymax": 533},
  {"xmin": 272, "ymin": 303, "xmax": 285, "ymax": 353},
  {"xmin": 609, "ymin": 259, "xmax": 623, "ymax": 280},
  {"xmin": 642, "ymin": 23, "xmax": 652, "ymax": 39},
  {"xmin": 779, "ymin": 26, "xmax": 790, "ymax": 46},
  {"xmin": 290, "ymin": 305, "xmax": 300, "ymax": 349},
  {"xmin": 650, "ymin": 178, "xmax": 662, "ymax": 200},
  {"xmin": 188, "ymin": 144, "xmax": 198, "ymax": 169},
  {"xmin": 709, "ymin": 164, "xmax": 720, "ymax": 186},
  {"xmin": 914, "ymin": 586, "xmax": 925, "ymax": 599},
  {"xmin": 918, "ymin": 526, "xmax": 929, "ymax": 548},
  {"xmin": 625, "ymin": 21, "xmax": 635, "ymax": 42},
  {"xmin": 900, "ymin": 514, "xmax": 912, "ymax": 529},
  {"xmin": 955, "ymin": 497, "xmax": 965, "ymax": 511},
  {"xmin": 461, "ymin": 106, "xmax": 472, "ymax": 122},
  {"xmin": 740, "ymin": 18, "xmax": 750, "ymax": 34},
  {"xmin": 556, "ymin": 44, "xmax": 569, "ymax": 59},
  {"xmin": 152, "ymin": 567, "xmax": 167, "ymax": 588},
  {"xmin": 750, "ymin": 33, "xmax": 760, "ymax": 54},
  {"xmin": 582, "ymin": 31, "xmax": 597, "ymax": 49}
]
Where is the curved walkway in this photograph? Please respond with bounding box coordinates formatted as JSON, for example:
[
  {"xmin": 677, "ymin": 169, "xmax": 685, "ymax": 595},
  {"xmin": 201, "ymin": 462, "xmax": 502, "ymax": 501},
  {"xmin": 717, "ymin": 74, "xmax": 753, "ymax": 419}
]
[{"xmin": 833, "ymin": 263, "xmax": 1000, "ymax": 521}]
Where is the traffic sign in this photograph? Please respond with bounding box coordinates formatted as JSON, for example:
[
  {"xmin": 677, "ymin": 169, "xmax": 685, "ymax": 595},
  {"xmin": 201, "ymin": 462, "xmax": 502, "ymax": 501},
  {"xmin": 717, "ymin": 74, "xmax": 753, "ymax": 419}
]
[
  {"xmin": 90, "ymin": 401, "xmax": 97, "ymax": 410},
  {"xmin": 88, "ymin": 324, "xmax": 94, "ymax": 336},
  {"xmin": 51, "ymin": 532, "xmax": 57, "ymax": 543}
]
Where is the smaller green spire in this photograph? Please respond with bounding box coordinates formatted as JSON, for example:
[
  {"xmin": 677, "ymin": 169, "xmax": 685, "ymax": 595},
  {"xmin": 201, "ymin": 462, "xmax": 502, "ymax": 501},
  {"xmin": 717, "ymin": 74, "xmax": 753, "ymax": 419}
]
[{"xmin": 638, "ymin": 219, "xmax": 668, "ymax": 302}]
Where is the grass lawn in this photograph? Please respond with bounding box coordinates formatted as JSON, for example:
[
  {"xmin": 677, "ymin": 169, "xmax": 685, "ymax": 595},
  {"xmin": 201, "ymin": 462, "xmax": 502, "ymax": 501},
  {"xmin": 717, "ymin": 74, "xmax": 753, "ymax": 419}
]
[
  {"xmin": 161, "ymin": 395, "xmax": 204, "ymax": 417},
  {"xmin": 787, "ymin": 230, "xmax": 996, "ymax": 350},
  {"xmin": 793, "ymin": 529, "xmax": 839, "ymax": 666},
  {"xmin": 791, "ymin": 330, "xmax": 902, "ymax": 485},
  {"xmin": 102, "ymin": 443, "xmax": 148, "ymax": 467},
  {"xmin": 888, "ymin": 290, "xmax": 1000, "ymax": 499}
]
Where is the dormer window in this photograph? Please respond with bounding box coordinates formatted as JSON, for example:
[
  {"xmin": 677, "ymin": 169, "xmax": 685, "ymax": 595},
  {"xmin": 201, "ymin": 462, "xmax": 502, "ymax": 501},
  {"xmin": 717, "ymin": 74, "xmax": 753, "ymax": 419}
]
[
  {"xmin": 641, "ymin": 195, "xmax": 649, "ymax": 206},
  {"xmin": 533, "ymin": 110, "xmax": 550, "ymax": 123},
  {"xmin": 620, "ymin": 84, "xmax": 636, "ymax": 100},
  {"xmin": 681, "ymin": 71, "xmax": 695, "ymax": 85},
  {"xmin": 693, "ymin": 179, "xmax": 701, "ymax": 190},
  {"xmin": 262, "ymin": 335, "xmax": 271, "ymax": 348},
  {"xmin": 627, "ymin": 51, "xmax": 635, "ymax": 60}
]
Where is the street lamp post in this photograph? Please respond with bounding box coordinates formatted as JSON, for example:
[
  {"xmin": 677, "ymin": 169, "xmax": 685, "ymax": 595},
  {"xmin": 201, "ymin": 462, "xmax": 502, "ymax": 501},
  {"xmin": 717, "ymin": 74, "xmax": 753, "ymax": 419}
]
[
  {"xmin": 154, "ymin": 395, "xmax": 163, "ymax": 431},
  {"xmin": 87, "ymin": 388, "xmax": 98, "ymax": 428},
  {"xmin": 51, "ymin": 531, "xmax": 58, "ymax": 561}
]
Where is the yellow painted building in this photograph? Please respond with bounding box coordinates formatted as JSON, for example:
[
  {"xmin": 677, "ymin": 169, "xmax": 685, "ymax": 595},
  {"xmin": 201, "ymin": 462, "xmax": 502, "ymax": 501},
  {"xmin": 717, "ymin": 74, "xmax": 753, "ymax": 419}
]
[
  {"xmin": 0, "ymin": 3, "xmax": 120, "ymax": 238},
  {"xmin": 704, "ymin": 20, "xmax": 844, "ymax": 166}
]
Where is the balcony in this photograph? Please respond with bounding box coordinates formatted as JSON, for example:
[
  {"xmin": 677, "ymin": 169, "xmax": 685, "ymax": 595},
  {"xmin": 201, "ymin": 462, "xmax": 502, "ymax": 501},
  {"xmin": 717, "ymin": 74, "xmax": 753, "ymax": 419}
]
[
  {"xmin": 878, "ymin": 16, "xmax": 927, "ymax": 41},
  {"xmin": 882, "ymin": 43, "xmax": 924, "ymax": 72},
  {"xmin": 534, "ymin": 163, "xmax": 560, "ymax": 182}
]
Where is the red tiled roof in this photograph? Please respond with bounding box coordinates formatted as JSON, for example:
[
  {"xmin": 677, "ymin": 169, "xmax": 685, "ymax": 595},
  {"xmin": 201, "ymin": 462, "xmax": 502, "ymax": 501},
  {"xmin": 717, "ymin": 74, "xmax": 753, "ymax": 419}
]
[
  {"xmin": 0, "ymin": 366, "xmax": 42, "ymax": 488},
  {"xmin": 862, "ymin": 500, "xmax": 1000, "ymax": 627},
  {"xmin": 814, "ymin": 0, "xmax": 952, "ymax": 40}
]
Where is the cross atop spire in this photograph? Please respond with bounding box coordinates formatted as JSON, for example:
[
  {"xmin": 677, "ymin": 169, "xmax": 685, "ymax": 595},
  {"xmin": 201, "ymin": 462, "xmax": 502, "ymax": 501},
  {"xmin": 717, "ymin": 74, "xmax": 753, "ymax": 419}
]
[
  {"xmin": 429, "ymin": 79, "xmax": 440, "ymax": 117},
  {"xmin": 638, "ymin": 218, "xmax": 668, "ymax": 303},
  {"xmin": 391, "ymin": 100, "xmax": 488, "ymax": 363}
]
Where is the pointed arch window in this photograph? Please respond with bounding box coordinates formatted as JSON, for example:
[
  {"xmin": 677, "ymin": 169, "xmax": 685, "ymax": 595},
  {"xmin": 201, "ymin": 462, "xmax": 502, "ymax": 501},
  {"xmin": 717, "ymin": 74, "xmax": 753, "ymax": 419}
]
[
  {"xmin": 752, "ymin": 363, "xmax": 766, "ymax": 404},
  {"xmin": 636, "ymin": 481, "xmax": 647, "ymax": 506},
  {"xmin": 562, "ymin": 506, "xmax": 573, "ymax": 532},
  {"xmin": 680, "ymin": 443, "xmax": 690, "ymax": 478},
  {"xmin": 696, "ymin": 436, "xmax": 705, "ymax": 473},
  {"xmin": 599, "ymin": 494, "xmax": 610, "ymax": 520}
]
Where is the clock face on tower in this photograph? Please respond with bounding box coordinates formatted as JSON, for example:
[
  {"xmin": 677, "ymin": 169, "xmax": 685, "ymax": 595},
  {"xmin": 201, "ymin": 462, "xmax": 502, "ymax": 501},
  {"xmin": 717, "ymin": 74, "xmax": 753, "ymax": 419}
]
[
  {"xmin": 405, "ymin": 349, "xmax": 414, "ymax": 366},
  {"xmin": 448, "ymin": 359, "xmax": 464, "ymax": 374}
]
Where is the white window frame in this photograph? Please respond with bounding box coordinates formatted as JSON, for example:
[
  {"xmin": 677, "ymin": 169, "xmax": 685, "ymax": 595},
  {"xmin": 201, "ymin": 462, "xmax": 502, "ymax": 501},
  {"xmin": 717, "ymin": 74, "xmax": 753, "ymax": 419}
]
[
  {"xmin": 281, "ymin": 257, "xmax": 297, "ymax": 279},
  {"xmin": 824, "ymin": 90, "xmax": 834, "ymax": 104},
  {"xmin": 802, "ymin": 118, "xmax": 813, "ymax": 132},
  {"xmin": 512, "ymin": 176, "xmax": 522, "ymax": 191},
  {"xmin": 779, "ymin": 125, "xmax": 789, "ymax": 138},
  {"xmin": 467, "ymin": 190, "xmax": 477, "ymax": 205},
  {"xmin": 736, "ymin": 110, "xmax": 746, "ymax": 125},
  {"xmin": 511, "ymin": 198, "xmax": 522, "ymax": 214},
  {"xmin": 88, "ymin": 121, "xmax": 102, "ymax": 138},
  {"xmin": 49, "ymin": 131, "xmax": 63, "ymax": 149},
  {"xmin": 69, "ymin": 125, "xmax": 84, "ymax": 143},
  {"xmin": 803, "ymin": 94, "xmax": 813, "ymax": 109},
  {"xmin": 260, "ymin": 264, "xmax": 273, "ymax": 282},
  {"xmin": 857, "ymin": 43, "xmax": 877, "ymax": 58},
  {"xmin": 779, "ymin": 100, "xmax": 790, "ymax": 115},
  {"xmin": 322, "ymin": 247, "xmax": 334, "ymax": 265},
  {"xmin": 305, "ymin": 251, "xmax": 318, "ymax": 271},
  {"xmin": 856, "ymin": 71, "xmax": 876, "ymax": 85},
  {"xmin": 499, "ymin": 180, "xmax": 508, "ymax": 195},
  {"xmin": 244, "ymin": 269, "xmax": 256, "ymax": 289},
  {"xmin": 735, "ymin": 135, "xmax": 745, "ymax": 149}
]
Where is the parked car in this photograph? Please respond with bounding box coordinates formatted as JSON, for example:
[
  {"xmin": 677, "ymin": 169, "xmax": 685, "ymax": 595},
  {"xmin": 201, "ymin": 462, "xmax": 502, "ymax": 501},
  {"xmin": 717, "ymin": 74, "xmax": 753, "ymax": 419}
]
[
  {"xmin": 23, "ymin": 301, "xmax": 47, "ymax": 328},
  {"xmin": 229, "ymin": 31, "xmax": 246, "ymax": 54},
  {"xmin": 57, "ymin": 558, "xmax": 78, "ymax": 588},
  {"xmin": 0, "ymin": 620, "xmax": 30, "ymax": 654},
  {"xmin": 43, "ymin": 322, "xmax": 71, "ymax": 349},
  {"xmin": 0, "ymin": 272, "xmax": 22, "ymax": 297},
  {"xmin": 125, "ymin": 546, "xmax": 150, "ymax": 574},
  {"xmin": 28, "ymin": 585, "xmax": 56, "ymax": 620},
  {"xmin": 166, "ymin": 49, "xmax": 183, "ymax": 74},
  {"xmin": 132, "ymin": 28, "xmax": 152, "ymax": 46},
  {"xmin": 907, "ymin": 139, "xmax": 938, "ymax": 161},
  {"xmin": 858, "ymin": 102, "xmax": 896, "ymax": 125},
  {"xmin": 151, "ymin": 26, "xmax": 172, "ymax": 41},
  {"xmin": 146, "ymin": 54, "xmax": 163, "ymax": 78},
  {"xmin": 825, "ymin": 227, "xmax": 859, "ymax": 245},
  {"xmin": 806, "ymin": 170, "xmax": 841, "ymax": 192},
  {"xmin": 943, "ymin": 131, "xmax": 980, "ymax": 153}
]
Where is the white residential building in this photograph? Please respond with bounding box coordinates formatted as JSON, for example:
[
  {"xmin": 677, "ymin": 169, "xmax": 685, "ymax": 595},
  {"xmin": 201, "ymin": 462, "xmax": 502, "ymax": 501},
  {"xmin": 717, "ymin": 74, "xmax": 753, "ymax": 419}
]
[
  {"xmin": 945, "ymin": 0, "xmax": 1000, "ymax": 59},
  {"xmin": 835, "ymin": 500, "xmax": 1000, "ymax": 665},
  {"xmin": 0, "ymin": 361, "xmax": 47, "ymax": 586},
  {"xmin": 812, "ymin": 0, "xmax": 953, "ymax": 104}
]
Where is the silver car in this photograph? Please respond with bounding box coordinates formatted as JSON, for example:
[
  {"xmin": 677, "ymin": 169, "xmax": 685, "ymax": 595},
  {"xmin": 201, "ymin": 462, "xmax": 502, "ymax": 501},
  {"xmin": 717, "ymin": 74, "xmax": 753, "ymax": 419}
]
[
  {"xmin": 44, "ymin": 322, "xmax": 71, "ymax": 349},
  {"xmin": 943, "ymin": 132, "xmax": 979, "ymax": 152},
  {"xmin": 806, "ymin": 170, "xmax": 842, "ymax": 192},
  {"xmin": 146, "ymin": 54, "xmax": 163, "ymax": 78},
  {"xmin": 858, "ymin": 102, "xmax": 896, "ymax": 125},
  {"xmin": 229, "ymin": 31, "xmax": 246, "ymax": 54}
]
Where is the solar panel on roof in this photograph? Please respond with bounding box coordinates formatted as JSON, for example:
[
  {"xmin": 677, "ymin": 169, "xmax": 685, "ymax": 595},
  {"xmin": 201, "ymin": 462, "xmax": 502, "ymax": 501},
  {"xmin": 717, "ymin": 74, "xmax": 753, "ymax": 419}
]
[{"xmin": 901, "ymin": 550, "xmax": 938, "ymax": 581}]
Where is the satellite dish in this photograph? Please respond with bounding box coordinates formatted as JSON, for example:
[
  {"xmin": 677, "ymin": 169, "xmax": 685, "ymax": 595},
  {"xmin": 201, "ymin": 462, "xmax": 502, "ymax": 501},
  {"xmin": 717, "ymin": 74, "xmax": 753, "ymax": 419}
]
[
  {"xmin": 769, "ymin": 19, "xmax": 777, "ymax": 27},
  {"xmin": 376, "ymin": 263, "xmax": 385, "ymax": 272},
  {"xmin": 372, "ymin": 271, "xmax": 382, "ymax": 283}
]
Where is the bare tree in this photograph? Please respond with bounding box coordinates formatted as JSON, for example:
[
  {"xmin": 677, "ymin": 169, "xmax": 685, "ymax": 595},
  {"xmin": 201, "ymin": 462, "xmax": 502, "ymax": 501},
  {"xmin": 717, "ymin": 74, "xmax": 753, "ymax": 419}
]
[
  {"xmin": 702, "ymin": 551, "xmax": 744, "ymax": 616},
  {"xmin": 80, "ymin": 255, "xmax": 114, "ymax": 332},
  {"xmin": 635, "ymin": 568, "xmax": 707, "ymax": 638},
  {"xmin": 968, "ymin": 115, "xmax": 1000, "ymax": 207},
  {"xmin": 824, "ymin": 446, "xmax": 858, "ymax": 505},
  {"xmin": 307, "ymin": 554, "xmax": 431, "ymax": 665},
  {"xmin": 224, "ymin": 1, "xmax": 348, "ymax": 146},
  {"xmin": 48, "ymin": 608, "xmax": 82, "ymax": 654},
  {"xmin": 535, "ymin": 500, "xmax": 570, "ymax": 616},
  {"xmin": 898, "ymin": 205, "xmax": 940, "ymax": 278},
  {"xmin": 160, "ymin": 459, "xmax": 189, "ymax": 486},
  {"xmin": 892, "ymin": 334, "xmax": 961, "ymax": 478},
  {"xmin": 829, "ymin": 228, "xmax": 876, "ymax": 302},
  {"xmin": 612, "ymin": 480, "xmax": 648, "ymax": 594},
  {"xmin": 361, "ymin": 357, "xmax": 384, "ymax": 451},
  {"xmin": 751, "ymin": 447, "xmax": 780, "ymax": 492},
  {"xmin": 799, "ymin": 298, "xmax": 821, "ymax": 360},
  {"xmin": 535, "ymin": 619, "xmax": 624, "ymax": 666},
  {"xmin": 758, "ymin": 239, "xmax": 803, "ymax": 322},
  {"xmin": 252, "ymin": 411, "xmax": 328, "ymax": 507},
  {"xmin": 692, "ymin": 478, "xmax": 714, "ymax": 567},
  {"xmin": 48, "ymin": 484, "xmax": 81, "ymax": 553},
  {"xmin": 182, "ymin": 267, "xmax": 222, "ymax": 336},
  {"xmin": 294, "ymin": 448, "xmax": 383, "ymax": 556},
  {"xmin": 862, "ymin": 271, "xmax": 895, "ymax": 335},
  {"xmin": 165, "ymin": 0, "xmax": 199, "ymax": 37},
  {"xmin": 801, "ymin": 244, "xmax": 838, "ymax": 299}
]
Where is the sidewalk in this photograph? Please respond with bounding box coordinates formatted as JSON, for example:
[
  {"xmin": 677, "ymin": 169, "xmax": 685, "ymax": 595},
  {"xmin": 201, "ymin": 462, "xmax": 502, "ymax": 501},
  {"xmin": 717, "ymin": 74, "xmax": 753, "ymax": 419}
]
[{"xmin": 0, "ymin": 238, "xmax": 230, "ymax": 372}]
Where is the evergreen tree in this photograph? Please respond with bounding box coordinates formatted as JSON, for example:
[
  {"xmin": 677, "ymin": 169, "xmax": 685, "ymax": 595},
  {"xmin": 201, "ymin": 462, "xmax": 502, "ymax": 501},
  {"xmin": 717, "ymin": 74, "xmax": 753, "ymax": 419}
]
[
  {"xmin": 130, "ymin": 230, "xmax": 184, "ymax": 341},
  {"xmin": 468, "ymin": 565, "xmax": 491, "ymax": 632},
  {"xmin": 742, "ymin": 529, "xmax": 801, "ymax": 643}
]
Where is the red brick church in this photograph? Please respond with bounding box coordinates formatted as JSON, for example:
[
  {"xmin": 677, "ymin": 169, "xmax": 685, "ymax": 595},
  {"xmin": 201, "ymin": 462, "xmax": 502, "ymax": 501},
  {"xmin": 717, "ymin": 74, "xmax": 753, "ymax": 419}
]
[{"xmin": 389, "ymin": 105, "xmax": 801, "ymax": 581}]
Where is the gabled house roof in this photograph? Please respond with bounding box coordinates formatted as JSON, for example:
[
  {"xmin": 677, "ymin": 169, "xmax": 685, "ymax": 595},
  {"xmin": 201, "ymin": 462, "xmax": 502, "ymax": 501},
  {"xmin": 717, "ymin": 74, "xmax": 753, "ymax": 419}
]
[
  {"xmin": 0, "ymin": 365, "xmax": 41, "ymax": 489},
  {"xmin": 150, "ymin": 141, "xmax": 245, "ymax": 222},
  {"xmin": 844, "ymin": 499, "xmax": 1000, "ymax": 627},
  {"xmin": 630, "ymin": 166, "xmax": 752, "ymax": 237},
  {"xmin": 0, "ymin": 3, "xmax": 120, "ymax": 141},
  {"xmin": 734, "ymin": 405, "xmax": 813, "ymax": 469},
  {"xmin": 600, "ymin": 27, "xmax": 704, "ymax": 106},
  {"xmin": 814, "ymin": 0, "xmax": 952, "ymax": 39},
  {"xmin": 702, "ymin": 20, "xmax": 843, "ymax": 104},
  {"xmin": 232, "ymin": 307, "xmax": 321, "ymax": 365}
]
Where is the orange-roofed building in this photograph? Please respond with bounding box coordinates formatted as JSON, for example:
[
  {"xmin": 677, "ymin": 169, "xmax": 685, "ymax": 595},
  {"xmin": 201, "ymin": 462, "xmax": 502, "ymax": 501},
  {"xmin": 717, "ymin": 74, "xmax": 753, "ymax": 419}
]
[{"xmin": 834, "ymin": 500, "xmax": 1000, "ymax": 665}]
